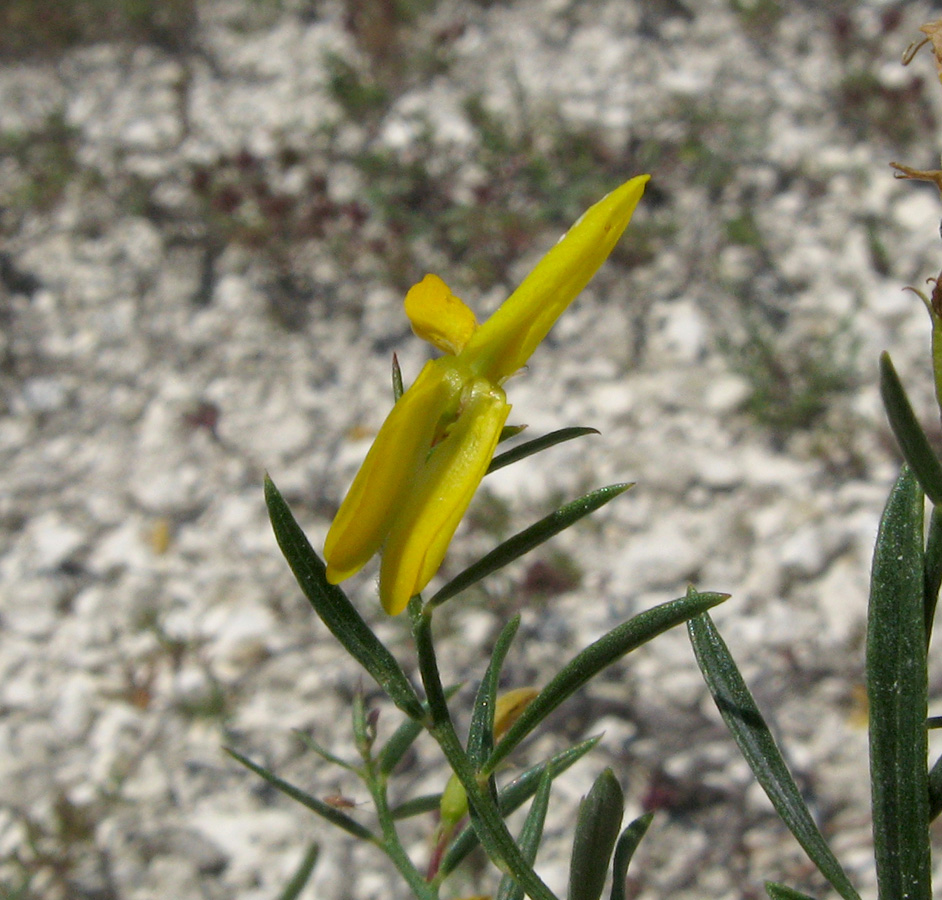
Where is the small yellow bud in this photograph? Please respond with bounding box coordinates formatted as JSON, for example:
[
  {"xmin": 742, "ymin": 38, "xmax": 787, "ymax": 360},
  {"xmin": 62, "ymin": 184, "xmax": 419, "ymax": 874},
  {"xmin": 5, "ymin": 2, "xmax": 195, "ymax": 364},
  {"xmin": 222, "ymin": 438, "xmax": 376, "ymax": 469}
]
[{"xmin": 493, "ymin": 687, "xmax": 539, "ymax": 739}]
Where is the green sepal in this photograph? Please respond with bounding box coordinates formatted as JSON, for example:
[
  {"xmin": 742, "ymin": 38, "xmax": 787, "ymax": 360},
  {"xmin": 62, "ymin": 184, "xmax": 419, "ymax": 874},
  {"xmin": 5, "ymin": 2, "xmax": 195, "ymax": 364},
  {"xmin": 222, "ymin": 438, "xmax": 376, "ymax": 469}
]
[
  {"xmin": 495, "ymin": 768, "xmax": 553, "ymax": 900},
  {"xmin": 265, "ymin": 475, "xmax": 424, "ymax": 721},
  {"xmin": 867, "ymin": 465, "xmax": 931, "ymax": 900},
  {"xmin": 439, "ymin": 736, "xmax": 601, "ymax": 879},
  {"xmin": 687, "ymin": 612, "xmax": 860, "ymax": 900},
  {"xmin": 879, "ymin": 352, "xmax": 942, "ymax": 504},
  {"xmin": 610, "ymin": 812, "xmax": 653, "ymax": 900},
  {"xmin": 568, "ymin": 768, "xmax": 624, "ymax": 900},
  {"xmin": 764, "ymin": 883, "xmax": 819, "ymax": 900},
  {"xmin": 427, "ymin": 483, "xmax": 633, "ymax": 610},
  {"xmin": 276, "ymin": 843, "xmax": 320, "ymax": 900},
  {"xmin": 487, "ymin": 427, "xmax": 600, "ymax": 474},
  {"xmin": 225, "ymin": 747, "xmax": 376, "ymax": 842},
  {"xmin": 484, "ymin": 589, "xmax": 729, "ymax": 775}
]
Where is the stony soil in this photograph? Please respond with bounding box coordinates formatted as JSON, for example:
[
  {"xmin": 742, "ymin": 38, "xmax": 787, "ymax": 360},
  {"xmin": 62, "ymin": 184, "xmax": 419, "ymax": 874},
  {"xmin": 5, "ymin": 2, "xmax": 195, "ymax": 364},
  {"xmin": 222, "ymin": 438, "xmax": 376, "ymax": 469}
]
[{"xmin": 3, "ymin": 1, "xmax": 942, "ymax": 898}]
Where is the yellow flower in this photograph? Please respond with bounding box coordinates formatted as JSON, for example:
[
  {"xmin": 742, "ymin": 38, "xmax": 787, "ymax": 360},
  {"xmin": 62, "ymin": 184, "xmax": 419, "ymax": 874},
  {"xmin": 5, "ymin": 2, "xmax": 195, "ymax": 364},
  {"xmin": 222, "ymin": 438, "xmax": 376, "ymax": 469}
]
[{"xmin": 324, "ymin": 175, "xmax": 649, "ymax": 614}]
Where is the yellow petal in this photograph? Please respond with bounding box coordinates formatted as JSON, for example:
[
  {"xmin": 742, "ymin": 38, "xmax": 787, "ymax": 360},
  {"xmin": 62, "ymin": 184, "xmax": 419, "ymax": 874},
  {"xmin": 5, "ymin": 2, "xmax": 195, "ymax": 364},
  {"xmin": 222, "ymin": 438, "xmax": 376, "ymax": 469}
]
[
  {"xmin": 461, "ymin": 175, "xmax": 649, "ymax": 383},
  {"xmin": 324, "ymin": 358, "xmax": 464, "ymax": 584},
  {"xmin": 379, "ymin": 379, "xmax": 510, "ymax": 614},
  {"xmin": 405, "ymin": 274, "xmax": 479, "ymax": 355}
]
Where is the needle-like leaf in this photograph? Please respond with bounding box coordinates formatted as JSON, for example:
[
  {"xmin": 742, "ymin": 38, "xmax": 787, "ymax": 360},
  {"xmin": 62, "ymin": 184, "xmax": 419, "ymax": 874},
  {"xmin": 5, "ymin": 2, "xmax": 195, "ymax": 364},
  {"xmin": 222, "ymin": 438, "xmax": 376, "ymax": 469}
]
[
  {"xmin": 468, "ymin": 617, "xmax": 521, "ymax": 769},
  {"xmin": 226, "ymin": 748, "xmax": 376, "ymax": 842},
  {"xmin": 867, "ymin": 466, "xmax": 931, "ymax": 900},
  {"xmin": 879, "ymin": 352, "xmax": 942, "ymax": 504},
  {"xmin": 764, "ymin": 883, "xmax": 819, "ymax": 900},
  {"xmin": 495, "ymin": 768, "xmax": 554, "ymax": 900},
  {"xmin": 487, "ymin": 427, "xmax": 600, "ymax": 474},
  {"xmin": 276, "ymin": 843, "xmax": 320, "ymax": 900},
  {"xmin": 484, "ymin": 589, "xmax": 728, "ymax": 774},
  {"xmin": 687, "ymin": 612, "xmax": 860, "ymax": 900},
  {"xmin": 265, "ymin": 475, "xmax": 424, "ymax": 721},
  {"xmin": 610, "ymin": 813, "xmax": 653, "ymax": 900},
  {"xmin": 428, "ymin": 483, "xmax": 633, "ymax": 609}
]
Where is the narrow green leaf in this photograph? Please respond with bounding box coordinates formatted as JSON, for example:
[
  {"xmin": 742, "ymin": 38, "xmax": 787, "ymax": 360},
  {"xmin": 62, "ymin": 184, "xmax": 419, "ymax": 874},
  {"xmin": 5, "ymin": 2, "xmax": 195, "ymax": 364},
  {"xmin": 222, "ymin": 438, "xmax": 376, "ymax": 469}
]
[
  {"xmin": 569, "ymin": 769, "xmax": 624, "ymax": 900},
  {"xmin": 484, "ymin": 590, "xmax": 729, "ymax": 775},
  {"xmin": 439, "ymin": 737, "xmax": 601, "ymax": 878},
  {"xmin": 466, "ymin": 618, "xmax": 520, "ymax": 842},
  {"xmin": 496, "ymin": 769, "xmax": 554, "ymax": 900},
  {"xmin": 225, "ymin": 748, "xmax": 376, "ymax": 842},
  {"xmin": 924, "ymin": 504, "xmax": 942, "ymax": 639},
  {"xmin": 427, "ymin": 483, "xmax": 633, "ymax": 610},
  {"xmin": 265, "ymin": 476, "xmax": 424, "ymax": 721},
  {"xmin": 390, "ymin": 793, "xmax": 442, "ymax": 820},
  {"xmin": 276, "ymin": 843, "xmax": 320, "ymax": 900},
  {"xmin": 378, "ymin": 684, "xmax": 462, "ymax": 776},
  {"xmin": 764, "ymin": 883, "xmax": 819, "ymax": 900},
  {"xmin": 868, "ymin": 465, "xmax": 930, "ymax": 900},
  {"xmin": 378, "ymin": 718, "xmax": 423, "ymax": 777},
  {"xmin": 487, "ymin": 427, "xmax": 600, "ymax": 474},
  {"xmin": 610, "ymin": 812, "xmax": 653, "ymax": 900},
  {"xmin": 292, "ymin": 730, "xmax": 356, "ymax": 772},
  {"xmin": 392, "ymin": 353, "xmax": 403, "ymax": 401},
  {"xmin": 412, "ymin": 605, "xmax": 560, "ymax": 900},
  {"xmin": 468, "ymin": 616, "xmax": 521, "ymax": 769},
  {"xmin": 687, "ymin": 613, "xmax": 860, "ymax": 900},
  {"xmin": 879, "ymin": 352, "xmax": 942, "ymax": 504}
]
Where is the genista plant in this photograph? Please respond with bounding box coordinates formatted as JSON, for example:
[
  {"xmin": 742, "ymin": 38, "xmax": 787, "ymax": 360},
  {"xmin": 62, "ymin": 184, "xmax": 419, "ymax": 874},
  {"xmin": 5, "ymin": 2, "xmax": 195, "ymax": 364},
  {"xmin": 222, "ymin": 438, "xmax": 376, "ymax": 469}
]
[
  {"xmin": 234, "ymin": 177, "xmax": 730, "ymax": 899},
  {"xmin": 236, "ymin": 22, "xmax": 942, "ymax": 900}
]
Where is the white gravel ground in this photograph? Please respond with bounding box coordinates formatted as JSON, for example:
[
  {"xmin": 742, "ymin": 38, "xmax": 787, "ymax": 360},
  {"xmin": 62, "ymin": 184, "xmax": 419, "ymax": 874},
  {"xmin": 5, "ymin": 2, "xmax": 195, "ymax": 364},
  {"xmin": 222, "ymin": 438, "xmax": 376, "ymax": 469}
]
[{"xmin": 3, "ymin": 1, "xmax": 942, "ymax": 898}]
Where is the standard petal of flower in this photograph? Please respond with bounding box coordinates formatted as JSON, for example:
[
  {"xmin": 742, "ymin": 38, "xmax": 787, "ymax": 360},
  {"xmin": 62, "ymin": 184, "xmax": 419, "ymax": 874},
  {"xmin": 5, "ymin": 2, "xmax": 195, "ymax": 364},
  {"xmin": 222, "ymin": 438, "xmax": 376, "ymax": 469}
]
[
  {"xmin": 379, "ymin": 380, "xmax": 510, "ymax": 614},
  {"xmin": 324, "ymin": 359, "xmax": 463, "ymax": 584},
  {"xmin": 404, "ymin": 273, "xmax": 479, "ymax": 355},
  {"xmin": 462, "ymin": 174, "xmax": 649, "ymax": 383}
]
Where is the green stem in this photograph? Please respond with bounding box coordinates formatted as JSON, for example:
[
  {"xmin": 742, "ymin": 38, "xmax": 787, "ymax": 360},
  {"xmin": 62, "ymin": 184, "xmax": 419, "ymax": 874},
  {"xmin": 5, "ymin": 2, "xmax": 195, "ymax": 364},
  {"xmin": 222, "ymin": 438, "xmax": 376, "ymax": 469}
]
[
  {"xmin": 410, "ymin": 601, "xmax": 560, "ymax": 900},
  {"xmin": 364, "ymin": 757, "xmax": 439, "ymax": 900}
]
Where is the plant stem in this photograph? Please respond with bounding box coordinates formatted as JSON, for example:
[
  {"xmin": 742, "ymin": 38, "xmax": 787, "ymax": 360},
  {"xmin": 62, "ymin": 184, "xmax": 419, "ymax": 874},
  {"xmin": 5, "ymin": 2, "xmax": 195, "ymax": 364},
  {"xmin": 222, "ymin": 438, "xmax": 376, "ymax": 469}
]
[
  {"xmin": 364, "ymin": 755, "xmax": 439, "ymax": 900},
  {"xmin": 410, "ymin": 601, "xmax": 560, "ymax": 900}
]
